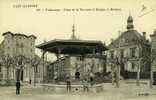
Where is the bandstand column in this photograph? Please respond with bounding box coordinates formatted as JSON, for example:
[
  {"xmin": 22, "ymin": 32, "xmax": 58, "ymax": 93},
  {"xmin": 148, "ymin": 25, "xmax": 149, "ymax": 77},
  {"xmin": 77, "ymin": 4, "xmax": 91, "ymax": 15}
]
[
  {"xmin": 57, "ymin": 47, "xmax": 61, "ymax": 81},
  {"xmin": 91, "ymin": 48, "xmax": 96, "ymax": 73},
  {"xmin": 41, "ymin": 50, "xmax": 46, "ymax": 82},
  {"xmin": 91, "ymin": 48, "xmax": 96, "ymax": 78}
]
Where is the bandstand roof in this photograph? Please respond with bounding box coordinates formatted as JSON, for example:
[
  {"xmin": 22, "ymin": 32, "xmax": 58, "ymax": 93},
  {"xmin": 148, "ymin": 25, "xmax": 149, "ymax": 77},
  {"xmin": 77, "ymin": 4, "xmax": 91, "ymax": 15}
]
[{"xmin": 36, "ymin": 39, "xmax": 108, "ymax": 55}]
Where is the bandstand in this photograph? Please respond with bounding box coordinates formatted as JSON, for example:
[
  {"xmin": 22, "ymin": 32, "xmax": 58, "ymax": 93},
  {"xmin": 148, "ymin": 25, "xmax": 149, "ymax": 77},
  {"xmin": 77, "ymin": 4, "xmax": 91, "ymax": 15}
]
[
  {"xmin": 37, "ymin": 39, "xmax": 108, "ymax": 83},
  {"xmin": 36, "ymin": 25, "xmax": 108, "ymax": 93},
  {"xmin": 37, "ymin": 24, "xmax": 108, "ymax": 84}
]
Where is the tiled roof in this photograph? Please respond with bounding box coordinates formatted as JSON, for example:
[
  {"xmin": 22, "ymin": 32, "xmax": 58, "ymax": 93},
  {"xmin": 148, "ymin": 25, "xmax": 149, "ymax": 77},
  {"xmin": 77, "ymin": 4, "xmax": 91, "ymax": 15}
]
[
  {"xmin": 36, "ymin": 39, "xmax": 108, "ymax": 54},
  {"xmin": 109, "ymin": 30, "xmax": 149, "ymax": 48}
]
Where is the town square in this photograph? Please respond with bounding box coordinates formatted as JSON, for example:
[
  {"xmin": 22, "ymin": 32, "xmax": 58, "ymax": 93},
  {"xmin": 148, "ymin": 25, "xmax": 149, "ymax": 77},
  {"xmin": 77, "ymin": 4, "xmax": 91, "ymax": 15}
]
[{"xmin": 0, "ymin": 0, "xmax": 156, "ymax": 100}]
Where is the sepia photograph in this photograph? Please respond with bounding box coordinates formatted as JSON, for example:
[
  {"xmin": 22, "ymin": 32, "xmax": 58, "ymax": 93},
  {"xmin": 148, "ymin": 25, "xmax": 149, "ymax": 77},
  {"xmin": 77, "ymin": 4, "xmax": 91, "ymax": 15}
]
[{"xmin": 0, "ymin": 0, "xmax": 156, "ymax": 100}]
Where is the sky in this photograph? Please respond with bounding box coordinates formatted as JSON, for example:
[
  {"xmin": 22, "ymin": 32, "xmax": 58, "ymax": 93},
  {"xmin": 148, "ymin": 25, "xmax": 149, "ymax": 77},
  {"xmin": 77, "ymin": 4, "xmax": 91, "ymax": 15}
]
[{"xmin": 0, "ymin": 0, "xmax": 156, "ymax": 61}]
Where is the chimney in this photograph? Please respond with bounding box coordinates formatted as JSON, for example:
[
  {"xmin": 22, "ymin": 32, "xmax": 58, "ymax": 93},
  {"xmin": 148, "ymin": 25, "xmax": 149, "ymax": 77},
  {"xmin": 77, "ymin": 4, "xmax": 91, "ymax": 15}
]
[
  {"xmin": 142, "ymin": 32, "xmax": 146, "ymax": 39},
  {"xmin": 154, "ymin": 29, "xmax": 156, "ymax": 34}
]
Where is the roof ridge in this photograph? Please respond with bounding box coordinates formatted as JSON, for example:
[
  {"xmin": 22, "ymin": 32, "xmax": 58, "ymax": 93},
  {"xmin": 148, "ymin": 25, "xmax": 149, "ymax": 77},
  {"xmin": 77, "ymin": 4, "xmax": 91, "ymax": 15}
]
[
  {"xmin": 2, "ymin": 31, "xmax": 36, "ymax": 39},
  {"xmin": 108, "ymin": 30, "xmax": 146, "ymax": 48}
]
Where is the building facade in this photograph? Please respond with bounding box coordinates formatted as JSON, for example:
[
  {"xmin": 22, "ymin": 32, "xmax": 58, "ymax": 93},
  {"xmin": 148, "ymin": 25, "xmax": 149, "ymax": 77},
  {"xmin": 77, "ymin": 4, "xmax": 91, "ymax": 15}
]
[
  {"xmin": 106, "ymin": 16, "xmax": 151, "ymax": 79},
  {"xmin": 150, "ymin": 30, "xmax": 156, "ymax": 78},
  {"xmin": 0, "ymin": 32, "xmax": 38, "ymax": 84}
]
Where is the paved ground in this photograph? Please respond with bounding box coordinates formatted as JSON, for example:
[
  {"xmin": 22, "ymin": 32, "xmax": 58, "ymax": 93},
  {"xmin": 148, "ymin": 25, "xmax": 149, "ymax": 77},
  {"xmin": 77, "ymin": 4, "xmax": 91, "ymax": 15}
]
[{"xmin": 1, "ymin": 80, "xmax": 156, "ymax": 100}]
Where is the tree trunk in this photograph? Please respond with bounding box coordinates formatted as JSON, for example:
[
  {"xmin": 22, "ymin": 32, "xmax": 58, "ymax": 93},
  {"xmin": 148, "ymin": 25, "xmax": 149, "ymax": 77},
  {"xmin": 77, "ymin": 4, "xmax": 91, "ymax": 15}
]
[
  {"xmin": 111, "ymin": 65, "xmax": 115, "ymax": 85},
  {"xmin": 150, "ymin": 67, "xmax": 153, "ymax": 88},
  {"xmin": 42, "ymin": 52, "xmax": 45, "ymax": 82},
  {"xmin": 34, "ymin": 67, "xmax": 36, "ymax": 86},
  {"xmin": 6, "ymin": 66, "xmax": 9, "ymax": 84},
  {"xmin": 116, "ymin": 65, "xmax": 120, "ymax": 88},
  {"xmin": 136, "ymin": 60, "xmax": 140, "ymax": 86}
]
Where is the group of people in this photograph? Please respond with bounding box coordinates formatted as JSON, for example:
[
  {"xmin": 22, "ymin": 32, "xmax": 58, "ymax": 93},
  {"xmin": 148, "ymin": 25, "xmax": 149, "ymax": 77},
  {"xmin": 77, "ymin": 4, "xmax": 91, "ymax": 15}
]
[
  {"xmin": 15, "ymin": 77, "xmax": 94, "ymax": 95},
  {"xmin": 66, "ymin": 77, "xmax": 94, "ymax": 92}
]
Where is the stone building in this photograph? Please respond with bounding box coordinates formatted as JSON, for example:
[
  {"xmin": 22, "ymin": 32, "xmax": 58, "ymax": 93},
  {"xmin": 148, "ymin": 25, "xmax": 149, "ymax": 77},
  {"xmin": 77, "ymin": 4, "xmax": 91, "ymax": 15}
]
[
  {"xmin": 0, "ymin": 31, "xmax": 39, "ymax": 84},
  {"xmin": 106, "ymin": 16, "xmax": 151, "ymax": 79},
  {"xmin": 150, "ymin": 29, "xmax": 156, "ymax": 79}
]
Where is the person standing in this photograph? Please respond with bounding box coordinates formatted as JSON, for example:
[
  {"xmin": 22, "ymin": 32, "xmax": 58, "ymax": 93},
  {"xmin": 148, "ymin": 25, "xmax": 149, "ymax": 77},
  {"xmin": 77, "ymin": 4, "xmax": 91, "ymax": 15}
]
[
  {"xmin": 16, "ymin": 81, "xmax": 21, "ymax": 95},
  {"xmin": 90, "ymin": 76, "xmax": 94, "ymax": 86},
  {"xmin": 66, "ymin": 77, "xmax": 71, "ymax": 92},
  {"xmin": 82, "ymin": 79, "xmax": 89, "ymax": 92},
  {"xmin": 29, "ymin": 79, "xmax": 32, "ymax": 85},
  {"xmin": 89, "ymin": 72, "xmax": 94, "ymax": 86}
]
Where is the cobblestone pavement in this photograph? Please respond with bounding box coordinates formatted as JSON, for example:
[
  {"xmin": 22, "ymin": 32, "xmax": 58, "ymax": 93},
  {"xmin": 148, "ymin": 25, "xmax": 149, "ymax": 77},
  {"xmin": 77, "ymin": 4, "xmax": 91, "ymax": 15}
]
[{"xmin": 0, "ymin": 80, "xmax": 156, "ymax": 100}]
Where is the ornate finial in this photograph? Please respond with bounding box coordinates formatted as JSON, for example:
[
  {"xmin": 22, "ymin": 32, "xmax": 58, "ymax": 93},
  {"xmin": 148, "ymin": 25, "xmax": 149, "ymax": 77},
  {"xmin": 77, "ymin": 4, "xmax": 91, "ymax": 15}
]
[
  {"xmin": 72, "ymin": 24, "xmax": 75, "ymax": 35},
  {"xmin": 71, "ymin": 23, "xmax": 78, "ymax": 40},
  {"xmin": 71, "ymin": 24, "xmax": 76, "ymax": 40},
  {"xmin": 127, "ymin": 15, "xmax": 134, "ymax": 31},
  {"xmin": 70, "ymin": 14, "xmax": 78, "ymax": 40}
]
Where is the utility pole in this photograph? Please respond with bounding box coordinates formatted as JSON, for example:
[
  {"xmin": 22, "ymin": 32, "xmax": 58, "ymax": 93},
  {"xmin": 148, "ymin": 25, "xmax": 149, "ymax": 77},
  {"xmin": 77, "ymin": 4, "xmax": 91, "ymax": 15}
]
[
  {"xmin": 116, "ymin": 30, "xmax": 121, "ymax": 88},
  {"xmin": 116, "ymin": 57, "xmax": 120, "ymax": 88},
  {"xmin": 41, "ymin": 51, "xmax": 46, "ymax": 82}
]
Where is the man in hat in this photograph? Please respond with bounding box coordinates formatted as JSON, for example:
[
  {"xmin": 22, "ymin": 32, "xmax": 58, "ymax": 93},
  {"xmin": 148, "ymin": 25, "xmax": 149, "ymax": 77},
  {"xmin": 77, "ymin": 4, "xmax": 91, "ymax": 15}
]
[{"xmin": 16, "ymin": 81, "xmax": 21, "ymax": 95}]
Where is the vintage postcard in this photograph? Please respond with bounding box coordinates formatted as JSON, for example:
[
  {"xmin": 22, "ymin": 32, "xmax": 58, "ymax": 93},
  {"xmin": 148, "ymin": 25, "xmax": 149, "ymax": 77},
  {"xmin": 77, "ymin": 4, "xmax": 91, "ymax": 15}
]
[{"xmin": 0, "ymin": 0, "xmax": 156, "ymax": 100}]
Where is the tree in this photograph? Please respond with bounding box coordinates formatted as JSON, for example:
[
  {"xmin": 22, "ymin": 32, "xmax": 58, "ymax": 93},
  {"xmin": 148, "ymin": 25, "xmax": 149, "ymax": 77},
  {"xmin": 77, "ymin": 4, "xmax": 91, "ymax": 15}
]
[
  {"xmin": 115, "ymin": 57, "xmax": 121, "ymax": 88},
  {"xmin": 0, "ymin": 54, "xmax": 14, "ymax": 84},
  {"xmin": 29, "ymin": 55, "xmax": 41, "ymax": 86},
  {"xmin": 13, "ymin": 55, "xmax": 29, "ymax": 81},
  {"xmin": 137, "ymin": 41, "xmax": 152, "ymax": 88},
  {"xmin": 108, "ymin": 57, "xmax": 120, "ymax": 87},
  {"xmin": 134, "ymin": 39, "xmax": 150, "ymax": 86},
  {"xmin": 14, "ymin": 55, "xmax": 41, "ymax": 86},
  {"xmin": 148, "ymin": 49, "xmax": 156, "ymax": 88}
]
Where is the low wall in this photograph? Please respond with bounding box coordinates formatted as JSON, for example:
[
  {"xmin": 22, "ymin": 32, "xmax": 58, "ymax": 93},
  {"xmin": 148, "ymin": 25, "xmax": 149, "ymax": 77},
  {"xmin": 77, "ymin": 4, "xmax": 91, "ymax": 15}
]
[{"xmin": 42, "ymin": 83, "xmax": 104, "ymax": 93}]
